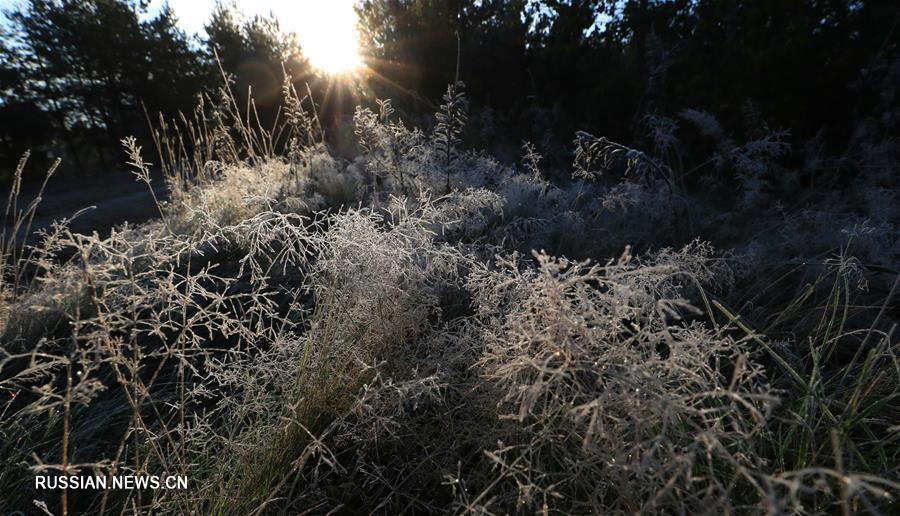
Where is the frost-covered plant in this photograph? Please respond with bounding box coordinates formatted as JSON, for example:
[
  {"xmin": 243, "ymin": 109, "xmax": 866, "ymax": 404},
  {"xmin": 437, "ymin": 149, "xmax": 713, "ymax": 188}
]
[
  {"xmin": 643, "ymin": 112, "xmax": 681, "ymax": 158},
  {"xmin": 2, "ymin": 64, "xmax": 898, "ymax": 516},
  {"xmin": 282, "ymin": 73, "xmax": 323, "ymax": 152},
  {"xmin": 464, "ymin": 247, "xmax": 776, "ymax": 513},
  {"xmin": 354, "ymin": 100, "xmax": 429, "ymax": 196},
  {"xmin": 428, "ymin": 188, "xmax": 505, "ymax": 243},
  {"xmin": 291, "ymin": 144, "xmax": 362, "ymax": 211},
  {"xmin": 573, "ymin": 131, "xmax": 674, "ymax": 191},
  {"xmin": 310, "ymin": 201, "xmax": 466, "ymax": 356},
  {"xmin": 679, "ymin": 108, "xmax": 791, "ymax": 208},
  {"xmin": 520, "ymin": 140, "xmax": 543, "ymax": 179},
  {"xmin": 433, "ymin": 81, "xmax": 469, "ymax": 190},
  {"xmin": 175, "ymin": 161, "xmax": 299, "ymax": 229}
]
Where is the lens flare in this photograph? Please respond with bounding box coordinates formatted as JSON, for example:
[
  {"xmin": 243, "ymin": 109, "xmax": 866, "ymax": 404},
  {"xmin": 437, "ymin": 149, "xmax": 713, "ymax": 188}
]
[{"xmin": 288, "ymin": 0, "xmax": 362, "ymax": 74}]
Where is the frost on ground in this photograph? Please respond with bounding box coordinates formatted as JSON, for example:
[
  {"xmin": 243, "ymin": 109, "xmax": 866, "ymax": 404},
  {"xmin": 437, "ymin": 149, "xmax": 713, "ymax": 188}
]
[{"xmin": 0, "ymin": 81, "xmax": 898, "ymax": 514}]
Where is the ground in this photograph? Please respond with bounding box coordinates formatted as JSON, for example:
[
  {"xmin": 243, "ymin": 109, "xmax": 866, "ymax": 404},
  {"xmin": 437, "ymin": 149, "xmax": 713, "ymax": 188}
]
[{"xmin": 4, "ymin": 170, "xmax": 167, "ymax": 241}]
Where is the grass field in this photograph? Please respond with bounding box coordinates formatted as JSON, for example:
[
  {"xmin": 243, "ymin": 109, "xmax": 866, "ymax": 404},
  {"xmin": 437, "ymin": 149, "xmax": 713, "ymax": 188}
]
[{"xmin": 1, "ymin": 78, "xmax": 898, "ymax": 514}]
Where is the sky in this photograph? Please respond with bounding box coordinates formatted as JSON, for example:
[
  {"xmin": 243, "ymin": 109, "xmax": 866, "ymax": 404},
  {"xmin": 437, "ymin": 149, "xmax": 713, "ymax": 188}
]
[
  {"xmin": 0, "ymin": 1, "xmax": 607, "ymax": 48},
  {"xmin": 146, "ymin": 0, "xmax": 218, "ymax": 35},
  {"xmin": 146, "ymin": 0, "xmax": 354, "ymax": 38},
  {"xmin": 149, "ymin": 0, "xmax": 363, "ymax": 72},
  {"xmin": 0, "ymin": 0, "xmax": 361, "ymax": 71},
  {"xmin": 0, "ymin": 1, "xmax": 355, "ymax": 39},
  {"xmin": 155, "ymin": 1, "xmax": 364, "ymax": 72}
]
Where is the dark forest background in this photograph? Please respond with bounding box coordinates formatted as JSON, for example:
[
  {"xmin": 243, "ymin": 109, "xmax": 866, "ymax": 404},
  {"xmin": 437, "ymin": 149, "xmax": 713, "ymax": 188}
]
[
  {"xmin": 1, "ymin": 3, "xmax": 899, "ymax": 513},
  {"xmin": 1, "ymin": 0, "xmax": 898, "ymax": 182}
]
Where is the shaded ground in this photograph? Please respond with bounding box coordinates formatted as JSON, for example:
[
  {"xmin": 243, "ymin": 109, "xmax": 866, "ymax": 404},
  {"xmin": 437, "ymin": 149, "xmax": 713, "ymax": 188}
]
[{"xmin": 2, "ymin": 170, "xmax": 168, "ymax": 241}]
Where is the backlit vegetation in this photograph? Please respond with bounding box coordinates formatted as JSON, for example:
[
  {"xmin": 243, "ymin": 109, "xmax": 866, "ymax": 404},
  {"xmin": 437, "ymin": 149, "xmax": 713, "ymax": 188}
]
[{"xmin": 1, "ymin": 71, "xmax": 898, "ymax": 514}]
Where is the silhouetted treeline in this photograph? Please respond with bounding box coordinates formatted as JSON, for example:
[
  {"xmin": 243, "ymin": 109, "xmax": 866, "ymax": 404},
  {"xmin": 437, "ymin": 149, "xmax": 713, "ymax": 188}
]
[
  {"xmin": 1, "ymin": 0, "xmax": 898, "ymax": 180},
  {"xmin": 0, "ymin": 0, "xmax": 316, "ymax": 178},
  {"xmin": 2, "ymin": 1, "xmax": 199, "ymax": 174},
  {"xmin": 359, "ymin": 0, "xmax": 899, "ymax": 167}
]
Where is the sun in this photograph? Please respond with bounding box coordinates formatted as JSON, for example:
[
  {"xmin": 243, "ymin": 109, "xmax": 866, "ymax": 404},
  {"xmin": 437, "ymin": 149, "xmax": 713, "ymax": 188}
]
[{"xmin": 285, "ymin": 0, "xmax": 363, "ymax": 75}]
